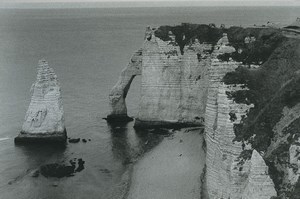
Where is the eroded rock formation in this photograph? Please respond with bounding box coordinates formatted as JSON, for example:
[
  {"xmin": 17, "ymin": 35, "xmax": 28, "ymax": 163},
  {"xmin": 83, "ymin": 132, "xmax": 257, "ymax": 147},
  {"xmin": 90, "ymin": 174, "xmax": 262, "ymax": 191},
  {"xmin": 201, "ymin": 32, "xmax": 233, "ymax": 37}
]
[
  {"xmin": 15, "ymin": 59, "xmax": 66, "ymax": 143},
  {"xmin": 110, "ymin": 23, "xmax": 300, "ymax": 198},
  {"xmin": 107, "ymin": 49, "xmax": 142, "ymax": 122}
]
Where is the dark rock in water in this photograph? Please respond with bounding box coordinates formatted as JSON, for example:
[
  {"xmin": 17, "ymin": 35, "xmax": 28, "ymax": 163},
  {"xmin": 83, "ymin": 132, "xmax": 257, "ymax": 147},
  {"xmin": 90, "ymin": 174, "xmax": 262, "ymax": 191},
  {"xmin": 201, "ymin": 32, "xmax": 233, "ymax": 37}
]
[
  {"xmin": 40, "ymin": 158, "xmax": 85, "ymax": 178},
  {"xmin": 69, "ymin": 159, "xmax": 76, "ymax": 167},
  {"xmin": 67, "ymin": 138, "xmax": 88, "ymax": 143},
  {"xmin": 134, "ymin": 118, "xmax": 202, "ymax": 130},
  {"xmin": 69, "ymin": 138, "xmax": 80, "ymax": 143},
  {"xmin": 104, "ymin": 115, "xmax": 134, "ymax": 123},
  {"xmin": 40, "ymin": 163, "xmax": 75, "ymax": 178},
  {"xmin": 75, "ymin": 158, "xmax": 85, "ymax": 172}
]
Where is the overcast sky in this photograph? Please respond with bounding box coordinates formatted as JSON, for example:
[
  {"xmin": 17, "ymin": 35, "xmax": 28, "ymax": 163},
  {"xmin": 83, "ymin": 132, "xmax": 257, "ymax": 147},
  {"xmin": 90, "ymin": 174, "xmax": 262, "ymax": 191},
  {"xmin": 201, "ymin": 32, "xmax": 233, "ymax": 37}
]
[{"xmin": 0, "ymin": 0, "xmax": 299, "ymax": 8}]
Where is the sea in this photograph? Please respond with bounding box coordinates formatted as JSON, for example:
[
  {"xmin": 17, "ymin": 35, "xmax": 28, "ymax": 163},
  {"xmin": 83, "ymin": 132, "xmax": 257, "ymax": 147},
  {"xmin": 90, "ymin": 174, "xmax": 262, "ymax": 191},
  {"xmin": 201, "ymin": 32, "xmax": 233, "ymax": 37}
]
[{"xmin": 0, "ymin": 6, "xmax": 299, "ymax": 199}]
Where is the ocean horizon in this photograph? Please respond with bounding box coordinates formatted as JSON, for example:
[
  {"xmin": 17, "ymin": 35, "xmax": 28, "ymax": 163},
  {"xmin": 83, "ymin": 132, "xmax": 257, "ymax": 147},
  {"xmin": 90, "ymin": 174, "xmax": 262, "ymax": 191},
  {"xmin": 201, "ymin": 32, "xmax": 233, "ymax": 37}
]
[{"xmin": 1, "ymin": 1, "xmax": 300, "ymax": 9}]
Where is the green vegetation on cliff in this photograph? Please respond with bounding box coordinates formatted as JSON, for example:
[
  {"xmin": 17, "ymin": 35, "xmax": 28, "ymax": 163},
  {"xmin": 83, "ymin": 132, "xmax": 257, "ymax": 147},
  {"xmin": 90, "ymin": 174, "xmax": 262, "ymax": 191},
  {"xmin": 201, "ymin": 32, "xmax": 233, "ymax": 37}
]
[
  {"xmin": 155, "ymin": 23, "xmax": 283, "ymax": 65},
  {"xmin": 223, "ymin": 35, "xmax": 300, "ymax": 196},
  {"xmin": 223, "ymin": 38, "xmax": 300, "ymax": 151},
  {"xmin": 155, "ymin": 23, "xmax": 223, "ymax": 54},
  {"xmin": 222, "ymin": 27, "xmax": 284, "ymax": 65}
]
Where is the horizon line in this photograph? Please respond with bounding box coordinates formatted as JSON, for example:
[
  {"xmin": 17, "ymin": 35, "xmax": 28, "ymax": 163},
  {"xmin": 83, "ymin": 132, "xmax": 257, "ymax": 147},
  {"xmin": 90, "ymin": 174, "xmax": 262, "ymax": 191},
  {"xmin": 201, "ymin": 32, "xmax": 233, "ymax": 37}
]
[{"xmin": 1, "ymin": 1, "xmax": 300, "ymax": 9}]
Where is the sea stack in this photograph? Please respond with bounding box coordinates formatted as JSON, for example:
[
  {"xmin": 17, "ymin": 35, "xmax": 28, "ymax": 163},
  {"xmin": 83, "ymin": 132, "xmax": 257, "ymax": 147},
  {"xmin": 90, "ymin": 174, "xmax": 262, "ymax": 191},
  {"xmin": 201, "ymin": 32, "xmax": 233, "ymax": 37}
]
[{"xmin": 15, "ymin": 59, "xmax": 67, "ymax": 144}]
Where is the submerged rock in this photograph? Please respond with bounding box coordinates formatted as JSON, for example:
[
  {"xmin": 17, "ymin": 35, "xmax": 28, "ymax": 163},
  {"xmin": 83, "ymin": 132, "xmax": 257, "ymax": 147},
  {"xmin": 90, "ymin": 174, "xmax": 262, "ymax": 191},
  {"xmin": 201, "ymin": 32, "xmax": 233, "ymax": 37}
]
[
  {"xmin": 40, "ymin": 158, "xmax": 85, "ymax": 178},
  {"xmin": 68, "ymin": 138, "xmax": 80, "ymax": 143},
  {"xmin": 15, "ymin": 59, "xmax": 67, "ymax": 144},
  {"xmin": 40, "ymin": 163, "xmax": 75, "ymax": 178}
]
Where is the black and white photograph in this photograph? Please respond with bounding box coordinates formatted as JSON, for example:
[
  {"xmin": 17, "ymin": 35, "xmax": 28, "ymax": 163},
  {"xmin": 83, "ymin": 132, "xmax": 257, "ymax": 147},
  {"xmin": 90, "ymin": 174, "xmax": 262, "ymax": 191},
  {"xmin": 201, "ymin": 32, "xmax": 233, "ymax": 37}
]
[{"xmin": 0, "ymin": 0, "xmax": 299, "ymax": 198}]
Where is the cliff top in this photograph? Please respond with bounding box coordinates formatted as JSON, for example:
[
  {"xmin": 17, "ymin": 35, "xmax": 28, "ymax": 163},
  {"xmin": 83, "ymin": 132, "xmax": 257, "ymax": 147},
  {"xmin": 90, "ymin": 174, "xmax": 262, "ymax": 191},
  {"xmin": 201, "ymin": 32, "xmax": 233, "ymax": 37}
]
[{"xmin": 153, "ymin": 23, "xmax": 288, "ymax": 54}]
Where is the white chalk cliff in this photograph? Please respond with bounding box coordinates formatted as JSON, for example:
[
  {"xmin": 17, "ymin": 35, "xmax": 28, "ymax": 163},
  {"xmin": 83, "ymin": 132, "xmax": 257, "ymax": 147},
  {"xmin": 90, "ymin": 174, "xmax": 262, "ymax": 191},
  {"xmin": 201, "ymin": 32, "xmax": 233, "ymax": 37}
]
[
  {"xmin": 135, "ymin": 29, "xmax": 209, "ymax": 127},
  {"xmin": 203, "ymin": 34, "xmax": 276, "ymax": 199},
  {"xmin": 107, "ymin": 49, "xmax": 142, "ymax": 121},
  {"xmin": 109, "ymin": 25, "xmax": 300, "ymax": 198},
  {"xmin": 15, "ymin": 59, "xmax": 66, "ymax": 143}
]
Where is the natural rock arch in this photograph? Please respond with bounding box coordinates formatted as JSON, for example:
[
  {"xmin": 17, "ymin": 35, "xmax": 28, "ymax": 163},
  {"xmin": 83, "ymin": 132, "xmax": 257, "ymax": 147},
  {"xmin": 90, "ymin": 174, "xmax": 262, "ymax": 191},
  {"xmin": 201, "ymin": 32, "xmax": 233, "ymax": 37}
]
[{"xmin": 106, "ymin": 49, "xmax": 142, "ymax": 122}]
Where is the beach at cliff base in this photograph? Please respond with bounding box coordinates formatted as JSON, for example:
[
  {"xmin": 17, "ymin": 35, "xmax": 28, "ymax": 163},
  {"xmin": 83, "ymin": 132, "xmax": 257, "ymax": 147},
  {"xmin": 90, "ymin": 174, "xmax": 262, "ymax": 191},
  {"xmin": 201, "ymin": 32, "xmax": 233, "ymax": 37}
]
[{"xmin": 127, "ymin": 128, "xmax": 206, "ymax": 199}]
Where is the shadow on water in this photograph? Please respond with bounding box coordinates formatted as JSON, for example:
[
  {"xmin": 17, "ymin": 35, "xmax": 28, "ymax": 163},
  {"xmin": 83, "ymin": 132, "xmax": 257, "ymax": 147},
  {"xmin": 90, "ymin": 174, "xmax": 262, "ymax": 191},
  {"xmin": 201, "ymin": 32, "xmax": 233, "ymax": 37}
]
[
  {"xmin": 1, "ymin": 143, "xmax": 68, "ymax": 190},
  {"xmin": 5, "ymin": 121, "xmax": 168, "ymax": 199},
  {"xmin": 14, "ymin": 142, "xmax": 86, "ymax": 179},
  {"xmin": 107, "ymin": 121, "xmax": 165, "ymax": 165},
  {"xmin": 15, "ymin": 143, "xmax": 67, "ymax": 168}
]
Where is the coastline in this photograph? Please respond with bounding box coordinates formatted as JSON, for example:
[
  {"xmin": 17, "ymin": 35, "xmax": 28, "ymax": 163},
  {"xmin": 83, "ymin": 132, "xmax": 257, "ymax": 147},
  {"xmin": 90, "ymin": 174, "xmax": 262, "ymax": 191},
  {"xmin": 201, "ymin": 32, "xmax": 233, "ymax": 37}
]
[{"xmin": 126, "ymin": 128, "xmax": 206, "ymax": 199}]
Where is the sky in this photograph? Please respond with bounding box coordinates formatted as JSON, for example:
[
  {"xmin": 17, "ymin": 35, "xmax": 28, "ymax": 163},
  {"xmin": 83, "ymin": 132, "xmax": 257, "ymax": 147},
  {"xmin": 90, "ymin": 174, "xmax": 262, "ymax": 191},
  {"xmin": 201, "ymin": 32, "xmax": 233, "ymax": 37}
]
[
  {"xmin": 0, "ymin": 0, "xmax": 299, "ymax": 8},
  {"xmin": 0, "ymin": 0, "xmax": 297, "ymax": 2}
]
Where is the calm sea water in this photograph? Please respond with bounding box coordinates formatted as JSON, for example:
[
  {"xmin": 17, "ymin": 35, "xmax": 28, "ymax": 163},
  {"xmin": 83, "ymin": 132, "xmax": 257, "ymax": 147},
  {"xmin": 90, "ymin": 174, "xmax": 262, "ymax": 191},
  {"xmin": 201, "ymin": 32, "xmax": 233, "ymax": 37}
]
[{"xmin": 0, "ymin": 6, "xmax": 299, "ymax": 199}]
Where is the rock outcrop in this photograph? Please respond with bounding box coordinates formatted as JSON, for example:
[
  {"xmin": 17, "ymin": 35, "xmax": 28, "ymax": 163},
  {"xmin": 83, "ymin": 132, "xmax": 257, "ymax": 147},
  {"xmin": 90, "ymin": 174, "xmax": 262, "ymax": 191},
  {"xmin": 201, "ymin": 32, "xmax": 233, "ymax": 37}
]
[
  {"xmin": 15, "ymin": 59, "xmax": 66, "ymax": 143},
  {"xmin": 110, "ymin": 23, "xmax": 300, "ymax": 198},
  {"xmin": 107, "ymin": 49, "xmax": 142, "ymax": 122}
]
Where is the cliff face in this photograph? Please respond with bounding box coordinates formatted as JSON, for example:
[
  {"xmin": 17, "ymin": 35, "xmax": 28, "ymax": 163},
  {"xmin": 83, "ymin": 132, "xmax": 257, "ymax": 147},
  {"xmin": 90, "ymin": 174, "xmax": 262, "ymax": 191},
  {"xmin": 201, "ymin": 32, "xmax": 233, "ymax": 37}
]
[
  {"xmin": 222, "ymin": 32, "xmax": 300, "ymax": 197},
  {"xmin": 15, "ymin": 59, "xmax": 66, "ymax": 143},
  {"xmin": 109, "ymin": 23, "xmax": 300, "ymax": 198},
  {"xmin": 135, "ymin": 27, "xmax": 209, "ymax": 127},
  {"xmin": 204, "ymin": 32, "xmax": 276, "ymax": 199}
]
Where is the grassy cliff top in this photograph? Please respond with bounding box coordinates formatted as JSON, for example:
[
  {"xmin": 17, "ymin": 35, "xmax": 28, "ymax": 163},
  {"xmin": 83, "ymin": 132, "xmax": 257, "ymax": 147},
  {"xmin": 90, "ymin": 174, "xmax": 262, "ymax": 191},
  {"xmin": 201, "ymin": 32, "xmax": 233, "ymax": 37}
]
[{"xmin": 154, "ymin": 23, "xmax": 284, "ymax": 56}]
